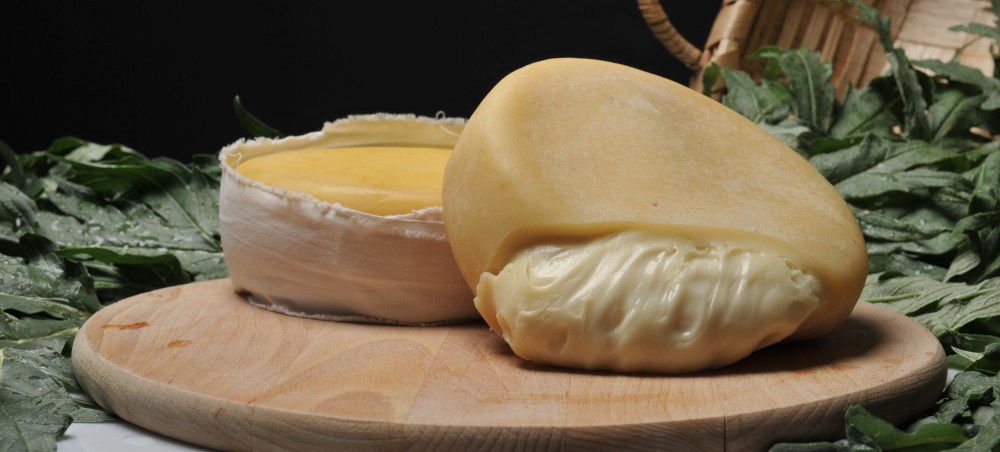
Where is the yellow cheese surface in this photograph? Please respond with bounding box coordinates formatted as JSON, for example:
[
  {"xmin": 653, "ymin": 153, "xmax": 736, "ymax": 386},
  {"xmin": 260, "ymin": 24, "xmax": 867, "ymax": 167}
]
[
  {"xmin": 236, "ymin": 146, "xmax": 451, "ymax": 216},
  {"xmin": 442, "ymin": 58, "xmax": 868, "ymax": 372}
]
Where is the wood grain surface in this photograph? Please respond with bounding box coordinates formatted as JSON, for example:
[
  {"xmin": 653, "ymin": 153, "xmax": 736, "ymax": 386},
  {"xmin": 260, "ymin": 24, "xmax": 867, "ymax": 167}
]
[{"xmin": 73, "ymin": 279, "xmax": 947, "ymax": 452}]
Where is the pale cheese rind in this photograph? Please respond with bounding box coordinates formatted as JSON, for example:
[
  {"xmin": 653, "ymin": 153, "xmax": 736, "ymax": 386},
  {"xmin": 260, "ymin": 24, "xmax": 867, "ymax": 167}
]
[{"xmin": 219, "ymin": 113, "xmax": 476, "ymax": 325}]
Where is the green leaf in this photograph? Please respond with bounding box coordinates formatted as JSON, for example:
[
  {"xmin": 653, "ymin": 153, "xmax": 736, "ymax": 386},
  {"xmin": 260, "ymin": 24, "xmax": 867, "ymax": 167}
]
[
  {"xmin": 191, "ymin": 153, "xmax": 222, "ymax": 182},
  {"xmin": 949, "ymin": 23, "xmax": 1000, "ymax": 49},
  {"xmin": 867, "ymin": 233, "xmax": 965, "ymax": 260},
  {"xmin": 0, "ymin": 182, "xmax": 38, "ymax": 234},
  {"xmin": 807, "ymin": 135, "xmax": 865, "ymax": 155},
  {"xmin": 948, "ymin": 370, "xmax": 1000, "ymax": 400},
  {"xmin": 843, "ymin": 405, "xmax": 968, "ymax": 449},
  {"xmin": 868, "ymin": 254, "xmax": 948, "ymax": 280},
  {"xmin": 0, "ymin": 234, "xmax": 100, "ymax": 316},
  {"xmin": 31, "ymin": 155, "xmax": 226, "ymax": 289},
  {"xmin": 812, "ymin": 136, "xmax": 966, "ymax": 189},
  {"xmin": 750, "ymin": 46, "xmax": 835, "ymax": 133},
  {"xmin": 0, "ymin": 137, "xmax": 228, "ymax": 448},
  {"xmin": 963, "ymin": 342, "xmax": 1000, "ymax": 375},
  {"xmin": 0, "ymin": 139, "xmax": 26, "ymax": 190},
  {"xmin": 49, "ymin": 156, "xmax": 221, "ymax": 251},
  {"xmin": 949, "ymin": 412, "xmax": 1000, "ymax": 450},
  {"xmin": 970, "ymin": 151, "xmax": 1000, "ymax": 215},
  {"xmin": 978, "ymin": 248, "xmax": 1000, "ymax": 284},
  {"xmin": 749, "ymin": 2, "xmax": 1000, "ymax": 449},
  {"xmin": 701, "ymin": 63, "xmax": 722, "ymax": 97},
  {"xmin": 852, "ymin": 0, "xmax": 932, "ymax": 140},
  {"xmin": 0, "ymin": 293, "xmax": 87, "ymax": 321},
  {"xmin": 926, "ymin": 89, "xmax": 988, "ymax": 143},
  {"xmin": 57, "ymin": 247, "xmax": 191, "ymax": 296},
  {"xmin": 0, "ymin": 318, "xmax": 82, "ymax": 350},
  {"xmin": 916, "ymin": 59, "xmax": 1000, "ymax": 111},
  {"xmin": 759, "ymin": 120, "xmax": 815, "ymax": 156},
  {"xmin": 63, "ymin": 142, "xmax": 146, "ymax": 166},
  {"xmin": 770, "ymin": 441, "xmax": 878, "ymax": 451},
  {"xmin": 721, "ymin": 67, "xmax": 794, "ymax": 124},
  {"xmin": 914, "ymin": 278, "xmax": 1000, "ymax": 338},
  {"xmin": 862, "ymin": 274, "xmax": 970, "ymax": 316},
  {"xmin": 0, "ymin": 343, "xmax": 115, "ymax": 452},
  {"xmin": 771, "ymin": 405, "xmax": 969, "ymax": 451},
  {"xmin": 946, "ymin": 248, "xmax": 983, "ymax": 282},
  {"xmin": 953, "ymin": 213, "xmax": 1000, "ymax": 283},
  {"xmin": 830, "ymin": 77, "xmax": 901, "ymax": 139},
  {"xmin": 852, "ymin": 206, "xmax": 948, "ymax": 242},
  {"xmin": 835, "ymin": 168, "xmax": 967, "ymax": 203},
  {"xmin": 233, "ymin": 95, "xmax": 285, "ymax": 139},
  {"xmin": 809, "ymin": 135, "xmax": 895, "ymax": 184}
]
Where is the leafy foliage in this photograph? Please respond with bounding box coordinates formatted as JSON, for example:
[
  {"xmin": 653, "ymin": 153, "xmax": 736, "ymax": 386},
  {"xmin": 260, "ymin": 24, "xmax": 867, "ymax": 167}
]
[
  {"xmin": 233, "ymin": 95, "xmax": 285, "ymax": 139},
  {"xmin": 733, "ymin": 1, "xmax": 1000, "ymax": 450},
  {"xmin": 0, "ymin": 138, "xmax": 225, "ymax": 451}
]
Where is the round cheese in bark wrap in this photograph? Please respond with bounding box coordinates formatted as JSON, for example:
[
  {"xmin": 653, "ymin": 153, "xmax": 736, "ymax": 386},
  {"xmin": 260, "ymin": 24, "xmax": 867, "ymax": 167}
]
[
  {"xmin": 442, "ymin": 58, "xmax": 868, "ymax": 373},
  {"xmin": 219, "ymin": 113, "xmax": 476, "ymax": 325}
]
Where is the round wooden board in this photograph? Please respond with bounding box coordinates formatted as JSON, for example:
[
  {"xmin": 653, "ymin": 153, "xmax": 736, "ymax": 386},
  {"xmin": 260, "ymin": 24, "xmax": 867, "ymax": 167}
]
[{"xmin": 73, "ymin": 279, "xmax": 947, "ymax": 452}]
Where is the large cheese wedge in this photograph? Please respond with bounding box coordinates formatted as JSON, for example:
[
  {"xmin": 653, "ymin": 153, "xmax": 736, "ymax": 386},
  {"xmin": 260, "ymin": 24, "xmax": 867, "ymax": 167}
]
[
  {"xmin": 219, "ymin": 113, "xmax": 476, "ymax": 325},
  {"xmin": 442, "ymin": 58, "xmax": 868, "ymax": 373}
]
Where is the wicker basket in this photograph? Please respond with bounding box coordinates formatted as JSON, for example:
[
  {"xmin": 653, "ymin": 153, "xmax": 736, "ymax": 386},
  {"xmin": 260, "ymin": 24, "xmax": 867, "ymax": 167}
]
[{"xmin": 639, "ymin": 0, "xmax": 998, "ymax": 99}]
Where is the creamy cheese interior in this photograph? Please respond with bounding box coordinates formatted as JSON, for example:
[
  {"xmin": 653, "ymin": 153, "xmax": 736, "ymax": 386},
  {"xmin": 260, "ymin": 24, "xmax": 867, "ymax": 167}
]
[{"xmin": 474, "ymin": 230, "xmax": 823, "ymax": 373}]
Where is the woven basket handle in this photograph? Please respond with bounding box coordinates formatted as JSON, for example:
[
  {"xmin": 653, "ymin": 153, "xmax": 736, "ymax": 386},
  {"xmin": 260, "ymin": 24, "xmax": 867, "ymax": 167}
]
[{"xmin": 637, "ymin": 0, "xmax": 704, "ymax": 70}]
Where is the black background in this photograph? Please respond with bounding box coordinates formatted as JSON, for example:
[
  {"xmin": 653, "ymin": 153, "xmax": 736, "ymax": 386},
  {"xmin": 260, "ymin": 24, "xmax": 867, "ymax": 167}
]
[{"xmin": 1, "ymin": 2, "xmax": 719, "ymax": 162}]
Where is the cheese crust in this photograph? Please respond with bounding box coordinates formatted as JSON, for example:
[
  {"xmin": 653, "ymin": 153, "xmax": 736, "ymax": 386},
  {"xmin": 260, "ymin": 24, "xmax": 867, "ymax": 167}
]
[
  {"xmin": 442, "ymin": 58, "xmax": 868, "ymax": 371},
  {"xmin": 219, "ymin": 113, "xmax": 477, "ymax": 325}
]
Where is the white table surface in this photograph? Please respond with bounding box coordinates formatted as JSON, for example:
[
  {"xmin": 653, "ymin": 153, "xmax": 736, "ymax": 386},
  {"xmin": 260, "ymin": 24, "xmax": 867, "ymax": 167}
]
[{"xmin": 59, "ymin": 421, "xmax": 210, "ymax": 452}]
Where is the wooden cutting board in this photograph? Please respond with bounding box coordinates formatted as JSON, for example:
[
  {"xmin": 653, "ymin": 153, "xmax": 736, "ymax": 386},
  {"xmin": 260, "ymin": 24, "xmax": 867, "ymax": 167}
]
[{"xmin": 73, "ymin": 278, "xmax": 947, "ymax": 452}]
